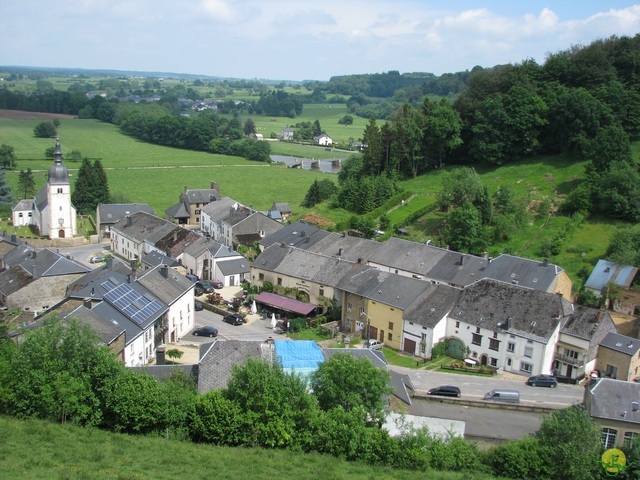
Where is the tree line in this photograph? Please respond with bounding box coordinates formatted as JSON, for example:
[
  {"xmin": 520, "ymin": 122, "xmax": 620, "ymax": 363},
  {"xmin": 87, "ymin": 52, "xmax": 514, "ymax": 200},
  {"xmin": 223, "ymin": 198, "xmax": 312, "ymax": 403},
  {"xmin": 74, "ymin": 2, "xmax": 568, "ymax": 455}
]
[{"xmin": 0, "ymin": 317, "xmax": 626, "ymax": 479}]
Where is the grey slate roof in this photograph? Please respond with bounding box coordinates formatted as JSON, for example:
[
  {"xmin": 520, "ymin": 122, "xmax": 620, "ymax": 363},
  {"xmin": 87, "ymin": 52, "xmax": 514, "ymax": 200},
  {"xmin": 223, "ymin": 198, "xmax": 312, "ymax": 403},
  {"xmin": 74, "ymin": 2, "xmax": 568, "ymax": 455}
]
[
  {"xmin": 0, "ymin": 265, "xmax": 33, "ymax": 296},
  {"xmin": 404, "ymin": 284, "xmax": 462, "ymax": 329},
  {"xmin": 182, "ymin": 186, "xmax": 220, "ymax": 205},
  {"xmin": 586, "ymin": 378, "xmax": 640, "ymax": 424},
  {"xmin": 337, "ymin": 266, "xmax": 433, "ymax": 310},
  {"xmin": 34, "ymin": 184, "xmax": 49, "ymax": 212},
  {"xmin": 98, "ymin": 203, "xmax": 156, "ymax": 225},
  {"xmin": 201, "ymin": 197, "xmax": 241, "ymax": 222},
  {"xmin": 258, "ymin": 220, "xmax": 331, "ymax": 250},
  {"xmin": 306, "ymin": 233, "xmax": 383, "ymax": 264},
  {"xmin": 257, "ymin": 245, "xmax": 359, "ymax": 288},
  {"xmin": 12, "ymin": 199, "xmax": 34, "ymax": 211},
  {"xmin": 599, "ymin": 332, "xmax": 640, "ymax": 356},
  {"xmin": 449, "ymin": 279, "xmax": 571, "ymax": 343},
  {"xmin": 368, "ymin": 237, "xmax": 448, "ymax": 277},
  {"xmin": 67, "ymin": 258, "xmax": 132, "ymax": 300},
  {"xmin": 165, "ymin": 202, "xmax": 190, "ymax": 219},
  {"xmin": 136, "ymin": 264, "xmax": 194, "ymax": 306},
  {"xmin": 560, "ymin": 306, "xmax": 614, "ymax": 341},
  {"xmin": 484, "ymin": 254, "xmax": 563, "ymax": 292},
  {"xmin": 273, "ymin": 202, "xmax": 291, "ymax": 214},
  {"xmin": 3, "ymin": 247, "xmax": 89, "ymax": 278},
  {"xmin": 112, "ymin": 211, "xmax": 171, "ymax": 243},
  {"xmin": 217, "ymin": 257, "xmax": 251, "ymax": 276},
  {"xmin": 197, "ymin": 339, "xmax": 275, "ymax": 393},
  {"xmin": 426, "ymin": 250, "xmax": 491, "ymax": 287},
  {"xmin": 65, "ymin": 305, "xmax": 125, "ymax": 345},
  {"xmin": 141, "ymin": 250, "xmax": 180, "ymax": 268}
]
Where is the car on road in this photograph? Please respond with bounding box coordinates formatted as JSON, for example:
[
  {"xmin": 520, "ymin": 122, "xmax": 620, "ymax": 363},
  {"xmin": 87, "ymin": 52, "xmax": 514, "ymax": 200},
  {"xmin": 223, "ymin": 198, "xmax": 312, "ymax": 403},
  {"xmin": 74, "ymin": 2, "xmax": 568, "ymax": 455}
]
[
  {"xmin": 368, "ymin": 339, "xmax": 384, "ymax": 350},
  {"xmin": 90, "ymin": 256, "xmax": 106, "ymax": 264},
  {"xmin": 194, "ymin": 300, "xmax": 204, "ymax": 311},
  {"xmin": 192, "ymin": 325, "xmax": 218, "ymax": 337},
  {"xmin": 427, "ymin": 385, "xmax": 461, "ymax": 398},
  {"xmin": 211, "ymin": 279, "xmax": 224, "ymax": 289},
  {"xmin": 526, "ymin": 374, "xmax": 558, "ymax": 388},
  {"xmin": 195, "ymin": 281, "xmax": 214, "ymax": 293},
  {"xmin": 223, "ymin": 313, "xmax": 244, "ymax": 326}
]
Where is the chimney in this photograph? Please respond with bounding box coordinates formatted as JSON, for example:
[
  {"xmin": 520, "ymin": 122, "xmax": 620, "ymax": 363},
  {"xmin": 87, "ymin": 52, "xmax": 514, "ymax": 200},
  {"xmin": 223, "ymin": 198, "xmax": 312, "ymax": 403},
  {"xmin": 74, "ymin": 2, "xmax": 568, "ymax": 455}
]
[
  {"xmin": 31, "ymin": 264, "xmax": 36, "ymax": 277},
  {"xmin": 300, "ymin": 231, "xmax": 305, "ymax": 237},
  {"xmin": 483, "ymin": 252, "xmax": 488, "ymax": 259},
  {"xmin": 183, "ymin": 186, "xmax": 188, "ymax": 194},
  {"xmin": 106, "ymin": 257, "xmax": 113, "ymax": 269},
  {"xmin": 596, "ymin": 310, "xmax": 602, "ymax": 323},
  {"xmin": 543, "ymin": 258, "xmax": 549, "ymax": 268},
  {"xmin": 126, "ymin": 274, "xmax": 131, "ymax": 283},
  {"xmin": 505, "ymin": 317, "xmax": 512, "ymax": 329},
  {"xmin": 83, "ymin": 298, "xmax": 92, "ymax": 310},
  {"xmin": 210, "ymin": 181, "xmax": 215, "ymax": 189},
  {"xmin": 173, "ymin": 231, "xmax": 178, "ymax": 242},
  {"xmin": 338, "ymin": 248, "xmax": 342, "ymax": 256},
  {"xmin": 160, "ymin": 264, "xmax": 169, "ymax": 278},
  {"xmin": 126, "ymin": 215, "xmax": 132, "ymax": 227},
  {"xmin": 280, "ymin": 242, "xmax": 285, "ymax": 248},
  {"xmin": 30, "ymin": 250, "xmax": 36, "ymax": 259},
  {"xmin": 557, "ymin": 308, "xmax": 562, "ymax": 319},
  {"xmin": 460, "ymin": 255, "xmax": 464, "ymax": 266},
  {"xmin": 156, "ymin": 345, "xmax": 166, "ymax": 365},
  {"xmin": 10, "ymin": 234, "xmax": 16, "ymax": 243}
]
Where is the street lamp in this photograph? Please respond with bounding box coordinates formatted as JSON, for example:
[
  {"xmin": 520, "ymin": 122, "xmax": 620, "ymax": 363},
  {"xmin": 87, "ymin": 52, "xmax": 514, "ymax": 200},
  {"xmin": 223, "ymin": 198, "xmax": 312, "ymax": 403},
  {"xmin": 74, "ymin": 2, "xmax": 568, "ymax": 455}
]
[{"xmin": 360, "ymin": 311, "xmax": 371, "ymax": 348}]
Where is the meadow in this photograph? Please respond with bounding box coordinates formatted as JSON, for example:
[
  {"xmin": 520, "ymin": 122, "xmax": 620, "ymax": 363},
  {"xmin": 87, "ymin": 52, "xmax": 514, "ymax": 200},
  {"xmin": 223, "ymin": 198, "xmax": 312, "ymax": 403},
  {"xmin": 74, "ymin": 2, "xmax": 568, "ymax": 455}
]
[{"xmin": 0, "ymin": 415, "xmax": 498, "ymax": 480}]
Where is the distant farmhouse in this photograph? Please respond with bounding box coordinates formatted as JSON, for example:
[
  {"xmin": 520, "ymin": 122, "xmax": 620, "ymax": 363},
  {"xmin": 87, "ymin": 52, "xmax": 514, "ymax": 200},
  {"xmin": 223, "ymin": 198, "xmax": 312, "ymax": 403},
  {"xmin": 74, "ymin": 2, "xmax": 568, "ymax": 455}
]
[{"xmin": 165, "ymin": 182, "xmax": 220, "ymax": 226}]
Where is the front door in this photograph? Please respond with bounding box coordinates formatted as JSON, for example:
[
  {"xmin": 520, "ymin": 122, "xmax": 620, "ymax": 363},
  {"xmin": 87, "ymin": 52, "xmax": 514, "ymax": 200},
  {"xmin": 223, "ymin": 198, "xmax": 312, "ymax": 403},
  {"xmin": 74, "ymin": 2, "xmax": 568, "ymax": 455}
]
[
  {"xmin": 58, "ymin": 229, "xmax": 65, "ymax": 238},
  {"xmin": 404, "ymin": 338, "xmax": 416, "ymax": 355}
]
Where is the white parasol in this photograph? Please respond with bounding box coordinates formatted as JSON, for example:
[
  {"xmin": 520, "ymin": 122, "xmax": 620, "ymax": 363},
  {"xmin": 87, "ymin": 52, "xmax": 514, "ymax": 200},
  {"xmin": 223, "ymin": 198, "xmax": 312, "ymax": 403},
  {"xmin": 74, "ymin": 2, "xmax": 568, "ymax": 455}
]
[
  {"xmin": 271, "ymin": 313, "xmax": 277, "ymax": 328},
  {"xmin": 251, "ymin": 300, "xmax": 257, "ymax": 314}
]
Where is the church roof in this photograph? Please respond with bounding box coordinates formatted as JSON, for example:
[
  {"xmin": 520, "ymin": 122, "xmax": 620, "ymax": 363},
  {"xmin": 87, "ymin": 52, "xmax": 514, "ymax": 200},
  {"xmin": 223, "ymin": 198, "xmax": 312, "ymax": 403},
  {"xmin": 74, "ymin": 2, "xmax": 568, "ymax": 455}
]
[{"xmin": 47, "ymin": 137, "xmax": 70, "ymax": 185}]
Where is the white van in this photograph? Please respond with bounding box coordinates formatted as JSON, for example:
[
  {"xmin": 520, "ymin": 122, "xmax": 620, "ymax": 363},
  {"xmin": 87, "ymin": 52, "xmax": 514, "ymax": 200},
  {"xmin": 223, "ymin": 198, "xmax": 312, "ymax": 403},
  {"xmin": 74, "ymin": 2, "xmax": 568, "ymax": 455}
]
[{"xmin": 483, "ymin": 389, "xmax": 520, "ymax": 403}]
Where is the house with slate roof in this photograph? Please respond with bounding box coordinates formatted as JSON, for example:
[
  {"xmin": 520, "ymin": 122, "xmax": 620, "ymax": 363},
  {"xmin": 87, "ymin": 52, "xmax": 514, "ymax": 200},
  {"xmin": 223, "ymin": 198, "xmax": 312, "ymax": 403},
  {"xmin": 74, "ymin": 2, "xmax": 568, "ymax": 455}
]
[
  {"xmin": 96, "ymin": 203, "xmax": 156, "ymax": 241},
  {"xmin": 444, "ymin": 279, "xmax": 572, "ymax": 376},
  {"xmin": 584, "ymin": 378, "xmax": 640, "ymax": 448},
  {"xmin": 110, "ymin": 212, "xmax": 170, "ymax": 261},
  {"xmin": 271, "ymin": 201, "xmax": 292, "ymax": 222},
  {"xmin": 595, "ymin": 332, "xmax": 640, "ymax": 381},
  {"xmin": 67, "ymin": 263, "xmax": 169, "ymax": 367},
  {"xmin": 165, "ymin": 182, "xmax": 220, "ymax": 226},
  {"xmin": 337, "ymin": 266, "xmax": 434, "ymax": 350},
  {"xmin": 553, "ymin": 306, "xmax": 616, "ymax": 381},
  {"xmin": 0, "ymin": 246, "xmax": 89, "ymax": 312},
  {"xmin": 251, "ymin": 243, "xmax": 358, "ymax": 311},
  {"xmin": 258, "ymin": 220, "xmax": 330, "ymax": 252}
]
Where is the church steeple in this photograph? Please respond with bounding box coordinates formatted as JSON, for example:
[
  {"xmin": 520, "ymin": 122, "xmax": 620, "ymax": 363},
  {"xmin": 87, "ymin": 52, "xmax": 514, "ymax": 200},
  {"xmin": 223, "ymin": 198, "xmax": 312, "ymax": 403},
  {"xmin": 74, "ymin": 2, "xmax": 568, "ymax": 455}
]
[{"xmin": 47, "ymin": 136, "xmax": 70, "ymax": 185}]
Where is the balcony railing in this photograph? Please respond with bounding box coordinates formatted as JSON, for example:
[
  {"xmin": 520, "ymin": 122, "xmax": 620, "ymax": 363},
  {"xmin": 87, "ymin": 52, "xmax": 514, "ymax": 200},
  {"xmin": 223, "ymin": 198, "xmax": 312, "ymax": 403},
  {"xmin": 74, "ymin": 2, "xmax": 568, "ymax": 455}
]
[{"xmin": 554, "ymin": 352, "xmax": 584, "ymax": 367}]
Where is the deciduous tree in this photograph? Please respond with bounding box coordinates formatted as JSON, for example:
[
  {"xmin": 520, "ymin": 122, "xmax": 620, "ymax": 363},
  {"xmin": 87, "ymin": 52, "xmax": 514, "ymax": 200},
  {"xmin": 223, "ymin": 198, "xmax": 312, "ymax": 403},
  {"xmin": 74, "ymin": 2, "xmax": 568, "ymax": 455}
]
[
  {"xmin": 18, "ymin": 168, "xmax": 35, "ymax": 199},
  {"xmin": 0, "ymin": 144, "xmax": 16, "ymax": 168}
]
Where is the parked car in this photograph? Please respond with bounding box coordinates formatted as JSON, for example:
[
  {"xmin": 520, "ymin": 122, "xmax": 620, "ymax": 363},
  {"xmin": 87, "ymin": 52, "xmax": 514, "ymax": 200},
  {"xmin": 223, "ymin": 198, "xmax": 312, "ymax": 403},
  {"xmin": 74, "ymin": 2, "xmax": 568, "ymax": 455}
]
[
  {"xmin": 194, "ymin": 287, "xmax": 204, "ymax": 297},
  {"xmin": 368, "ymin": 339, "xmax": 384, "ymax": 350},
  {"xmin": 192, "ymin": 325, "xmax": 218, "ymax": 337},
  {"xmin": 484, "ymin": 389, "xmax": 520, "ymax": 403},
  {"xmin": 194, "ymin": 300, "xmax": 204, "ymax": 311},
  {"xmin": 526, "ymin": 374, "xmax": 558, "ymax": 388},
  {"xmin": 195, "ymin": 281, "xmax": 214, "ymax": 293},
  {"xmin": 89, "ymin": 256, "xmax": 106, "ymax": 264},
  {"xmin": 211, "ymin": 279, "xmax": 224, "ymax": 289},
  {"xmin": 185, "ymin": 274, "xmax": 198, "ymax": 282},
  {"xmin": 427, "ymin": 385, "xmax": 461, "ymax": 398},
  {"xmin": 223, "ymin": 313, "xmax": 244, "ymax": 326}
]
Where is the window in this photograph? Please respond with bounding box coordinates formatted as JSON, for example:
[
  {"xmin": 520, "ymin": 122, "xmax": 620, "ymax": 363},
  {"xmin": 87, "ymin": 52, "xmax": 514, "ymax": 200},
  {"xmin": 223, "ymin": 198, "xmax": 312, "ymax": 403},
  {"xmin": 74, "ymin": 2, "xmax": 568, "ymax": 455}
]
[
  {"xmin": 624, "ymin": 432, "xmax": 638, "ymax": 448},
  {"xmin": 359, "ymin": 306, "xmax": 365, "ymax": 316},
  {"xmin": 387, "ymin": 332, "xmax": 393, "ymax": 342},
  {"xmin": 195, "ymin": 209, "xmax": 201, "ymax": 214},
  {"xmin": 18, "ymin": 213, "xmax": 23, "ymax": 217},
  {"xmin": 507, "ymin": 358, "xmax": 512, "ymax": 366},
  {"xmin": 507, "ymin": 342, "xmax": 515, "ymax": 353},
  {"xmin": 57, "ymin": 188, "xmax": 63, "ymax": 193},
  {"xmin": 472, "ymin": 333, "xmax": 482, "ymax": 346},
  {"xmin": 455, "ymin": 321, "xmax": 460, "ymax": 328},
  {"xmin": 520, "ymin": 362, "xmax": 533, "ymax": 373},
  {"xmin": 489, "ymin": 338, "xmax": 500, "ymax": 351},
  {"xmin": 524, "ymin": 345, "xmax": 534, "ymax": 358},
  {"xmin": 606, "ymin": 364, "xmax": 619, "ymax": 379},
  {"xmin": 388, "ymin": 322, "xmax": 393, "ymax": 330},
  {"xmin": 602, "ymin": 428, "xmax": 618, "ymax": 449},
  {"xmin": 490, "ymin": 357, "xmax": 498, "ymax": 367},
  {"xmin": 319, "ymin": 288, "xmax": 324, "ymax": 297},
  {"xmin": 259, "ymin": 273, "xmax": 264, "ymax": 281},
  {"xmin": 277, "ymin": 277, "xmax": 282, "ymax": 286},
  {"xmin": 347, "ymin": 303, "xmax": 352, "ymax": 313}
]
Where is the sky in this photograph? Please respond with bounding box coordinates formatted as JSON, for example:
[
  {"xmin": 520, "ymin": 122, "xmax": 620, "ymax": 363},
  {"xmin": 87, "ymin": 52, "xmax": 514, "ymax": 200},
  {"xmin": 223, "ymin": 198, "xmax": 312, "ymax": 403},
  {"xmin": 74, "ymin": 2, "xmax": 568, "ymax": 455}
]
[{"xmin": 2, "ymin": 1, "xmax": 640, "ymax": 81}]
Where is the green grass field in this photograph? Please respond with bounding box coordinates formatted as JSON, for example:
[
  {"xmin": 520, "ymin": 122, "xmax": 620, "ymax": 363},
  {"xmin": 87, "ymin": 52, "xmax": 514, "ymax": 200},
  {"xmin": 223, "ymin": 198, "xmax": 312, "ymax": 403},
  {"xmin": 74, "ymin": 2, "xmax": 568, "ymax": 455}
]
[{"xmin": 0, "ymin": 416, "xmax": 498, "ymax": 480}]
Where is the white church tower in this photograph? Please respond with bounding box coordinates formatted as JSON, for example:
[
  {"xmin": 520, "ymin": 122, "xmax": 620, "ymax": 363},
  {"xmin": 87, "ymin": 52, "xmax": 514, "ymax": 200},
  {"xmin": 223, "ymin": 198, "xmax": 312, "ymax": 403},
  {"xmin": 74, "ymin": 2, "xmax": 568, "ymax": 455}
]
[{"xmin": 45, "ymin": 137, "xmax": 76, "ymax": 239}]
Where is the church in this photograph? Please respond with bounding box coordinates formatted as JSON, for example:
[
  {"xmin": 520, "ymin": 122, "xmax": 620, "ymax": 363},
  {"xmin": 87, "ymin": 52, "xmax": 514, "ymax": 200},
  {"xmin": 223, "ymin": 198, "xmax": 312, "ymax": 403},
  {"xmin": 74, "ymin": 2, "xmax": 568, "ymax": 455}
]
[{"xmin": 12, "ymin": 137, "xmax": 77, "ymax": 239}]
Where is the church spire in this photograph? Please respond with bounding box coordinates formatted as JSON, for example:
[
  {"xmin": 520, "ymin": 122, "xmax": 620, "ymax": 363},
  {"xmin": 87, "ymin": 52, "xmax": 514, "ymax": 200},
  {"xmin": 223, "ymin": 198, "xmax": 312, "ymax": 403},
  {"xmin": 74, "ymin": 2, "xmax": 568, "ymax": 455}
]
[{"xmin": 53, "ymin": 136, "xmax": 63, "ymax": 164}]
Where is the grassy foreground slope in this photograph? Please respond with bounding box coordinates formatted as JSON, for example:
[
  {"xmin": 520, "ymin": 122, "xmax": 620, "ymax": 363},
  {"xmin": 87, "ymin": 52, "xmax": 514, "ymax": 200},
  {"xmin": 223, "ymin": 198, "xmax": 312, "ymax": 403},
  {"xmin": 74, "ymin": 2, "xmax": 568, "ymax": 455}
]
[{"xmin": 0, "ymin": 416, "xmax": 498, "ymax": 480}]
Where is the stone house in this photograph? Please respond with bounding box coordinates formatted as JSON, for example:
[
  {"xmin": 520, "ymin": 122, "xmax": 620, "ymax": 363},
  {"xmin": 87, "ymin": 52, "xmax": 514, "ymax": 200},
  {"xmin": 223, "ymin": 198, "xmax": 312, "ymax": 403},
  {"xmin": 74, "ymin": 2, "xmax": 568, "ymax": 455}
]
[
  {"xmin": 595, "ymin": 332, "xmax": 640, "ymax": 381},
  {"xmin": 165, "ymin": 182, "xmax": 220, "ymax": 226}
]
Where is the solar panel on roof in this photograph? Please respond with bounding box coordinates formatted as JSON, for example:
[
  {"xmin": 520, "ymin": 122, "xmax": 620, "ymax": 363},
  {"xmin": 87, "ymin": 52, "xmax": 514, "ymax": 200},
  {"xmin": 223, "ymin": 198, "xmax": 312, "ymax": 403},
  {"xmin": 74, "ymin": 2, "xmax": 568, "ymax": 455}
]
[{"xmin": 101, "ymin": 280, "xmax": 165, "ymax": 325}]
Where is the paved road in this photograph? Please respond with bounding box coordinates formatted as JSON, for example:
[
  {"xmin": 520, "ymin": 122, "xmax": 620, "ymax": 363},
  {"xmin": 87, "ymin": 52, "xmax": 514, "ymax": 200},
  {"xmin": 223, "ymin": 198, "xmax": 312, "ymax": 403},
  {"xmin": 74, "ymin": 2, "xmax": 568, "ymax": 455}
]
[
  {"xmin": 56, "ymin": 242, "xmax": 112, "ymax": 268},
  {"xmin": 391, "ymin": 365, "xmax": 585, "ymax": 408},
  {"xmin": 184, "ymin": 308, "xmax": 285, "ymax": 343}
]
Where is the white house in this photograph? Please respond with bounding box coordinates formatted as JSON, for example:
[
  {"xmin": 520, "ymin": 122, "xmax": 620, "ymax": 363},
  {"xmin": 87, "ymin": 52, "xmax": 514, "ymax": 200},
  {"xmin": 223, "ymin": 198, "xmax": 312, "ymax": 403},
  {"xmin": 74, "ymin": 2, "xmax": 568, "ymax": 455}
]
[{"xmin": 315, "ymin": 134, "xmax": 333, "ymax": 145}]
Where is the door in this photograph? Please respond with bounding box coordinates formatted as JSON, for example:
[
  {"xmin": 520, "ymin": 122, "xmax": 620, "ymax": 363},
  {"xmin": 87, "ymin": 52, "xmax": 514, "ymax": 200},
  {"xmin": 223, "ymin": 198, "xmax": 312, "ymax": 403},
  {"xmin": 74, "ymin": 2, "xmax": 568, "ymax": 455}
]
[
  {"xmin": 369, "ymin": 326, "xmax": 378, "ymax": 341},
  {"xmin": 404, "ymin": 338, "xmax": 416, "ymax": 355},
  {"xmin": 480, "ymin": 354, "xmax": 488, "ymax": 366}
]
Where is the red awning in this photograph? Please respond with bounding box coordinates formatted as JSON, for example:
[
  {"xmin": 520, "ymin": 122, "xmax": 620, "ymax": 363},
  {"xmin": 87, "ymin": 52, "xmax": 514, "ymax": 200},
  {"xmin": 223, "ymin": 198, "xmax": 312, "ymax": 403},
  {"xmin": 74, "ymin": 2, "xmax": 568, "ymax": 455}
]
[{"xmin": 254, "ymin": 292, "xmax": 316, "ymax": 316}]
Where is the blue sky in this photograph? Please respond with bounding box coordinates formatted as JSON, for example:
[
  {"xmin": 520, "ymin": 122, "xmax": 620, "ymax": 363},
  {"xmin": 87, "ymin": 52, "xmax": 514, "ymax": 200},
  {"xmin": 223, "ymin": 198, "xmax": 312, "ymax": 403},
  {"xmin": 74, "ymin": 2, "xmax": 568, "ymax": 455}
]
[{"xmin": 1, "ymin": 1, "xmax": 639, "ymax": 81}]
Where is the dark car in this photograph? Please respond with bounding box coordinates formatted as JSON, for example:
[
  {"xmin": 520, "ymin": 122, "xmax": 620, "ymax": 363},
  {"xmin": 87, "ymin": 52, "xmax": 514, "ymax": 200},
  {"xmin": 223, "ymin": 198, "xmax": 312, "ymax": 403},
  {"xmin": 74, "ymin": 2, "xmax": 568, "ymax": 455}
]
[
  {"xmin": 526, "ymin": 374, "xmax": 558, "ymax": 388},
  {"xmin": 195, "ymin": 281, "xmax": 214, "ymax": 294},
  {"xmin": 185, "ymin": 274, "xmax": 198, "ymax": 282},
  {"xmin": 223, "ymin": 313, "xmax": 244, "ymax": 326},
  {"xmin": 194, "ymin": 287, "xmax": 204, "ymax": 297},
  {"xmin": 194, "ymin": 300, "xmax": 204, "ymax": 311},
  {"xmin": 192, "ymin": 325, "xmax": 218, "ymax": 337},
  {"xmin": 427, "ymin": 385, "xmax": 461, "ymax": 398},
  {"xmin": 211, "ymin": 280, "xmax": 224, "ymax": 289}
]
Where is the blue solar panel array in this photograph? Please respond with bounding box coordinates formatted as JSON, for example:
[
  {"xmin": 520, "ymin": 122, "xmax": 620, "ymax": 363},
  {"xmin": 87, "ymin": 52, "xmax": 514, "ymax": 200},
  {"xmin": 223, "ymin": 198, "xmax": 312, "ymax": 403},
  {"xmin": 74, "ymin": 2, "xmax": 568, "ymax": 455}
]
[{"xmin": 102, "ymin": 280, "xmax": 165, "ymax": 325}]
